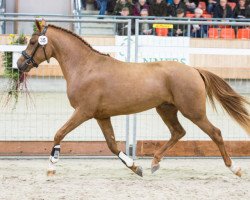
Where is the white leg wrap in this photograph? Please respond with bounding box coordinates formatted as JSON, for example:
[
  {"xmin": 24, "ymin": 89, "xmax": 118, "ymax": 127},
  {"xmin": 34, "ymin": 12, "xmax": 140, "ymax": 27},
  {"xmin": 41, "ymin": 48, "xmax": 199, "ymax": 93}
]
[
  {"xmin": 228, "ymin": 161, "xmax": 240, "ymax": 174},
  {"xmin": 49, "ymin": 145, "xmax": 60, "ymax": 164},
  {"xmin": 48, "ymin": 160, "xmax": 56, "ymax": 171},
  {"xmin": 49, "ymin": 155, "xmax": 59, "ymax": 164},
  {"xmin": 118, "ymin": 152, "xmax": 134, "ymax": 167}
]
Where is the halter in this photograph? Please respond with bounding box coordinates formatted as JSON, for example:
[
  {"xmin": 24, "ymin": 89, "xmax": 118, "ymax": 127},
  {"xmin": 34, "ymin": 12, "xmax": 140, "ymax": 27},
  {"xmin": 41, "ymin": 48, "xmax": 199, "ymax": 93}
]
[{"xmin": 21, "ymin": 26, "xmax": 50, "ymax": 71}]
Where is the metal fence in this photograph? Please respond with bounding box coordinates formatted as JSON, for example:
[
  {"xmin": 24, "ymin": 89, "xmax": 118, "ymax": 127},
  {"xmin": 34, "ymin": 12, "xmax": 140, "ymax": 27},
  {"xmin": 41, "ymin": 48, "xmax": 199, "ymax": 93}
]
[
  {"xmin": 1, "ymin": 13, "xmax": 250, "ymax": 35},
  {"xmin": 0, "ymin": 17, "xmax": 133, "ymax": 155},
  {"xmin": 0, "ymin": 16, "xmax": 250, "ymax": 158},
  {"xmin": 132, "ymin": 19, "xmax": 250, "ymax": 157}
]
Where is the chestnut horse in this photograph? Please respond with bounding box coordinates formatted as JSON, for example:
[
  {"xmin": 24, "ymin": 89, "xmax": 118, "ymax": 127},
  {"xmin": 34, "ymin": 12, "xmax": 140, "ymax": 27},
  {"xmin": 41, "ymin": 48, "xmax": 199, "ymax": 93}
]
[{"xmin": 17, "ymin": 20, "xmax": 250, "ymax": 177}]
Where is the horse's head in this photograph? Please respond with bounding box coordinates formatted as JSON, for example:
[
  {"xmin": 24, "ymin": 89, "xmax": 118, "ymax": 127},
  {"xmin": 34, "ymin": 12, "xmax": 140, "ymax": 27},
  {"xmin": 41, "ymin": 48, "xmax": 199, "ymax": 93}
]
[{"xmin": 17, "ymin": 19, "xmax": 53, "ymax": 72}]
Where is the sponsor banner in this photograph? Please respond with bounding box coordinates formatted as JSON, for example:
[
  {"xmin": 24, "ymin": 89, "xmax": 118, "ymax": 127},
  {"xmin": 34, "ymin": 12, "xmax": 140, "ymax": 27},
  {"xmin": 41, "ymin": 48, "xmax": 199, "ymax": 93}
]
[
  {"xmin": 153, "ymin": 24, "xmax": 173, "ymax": 29},
  {"xmin": 115, "ymin": 36, "xmax": 190, "ymax": 65}
]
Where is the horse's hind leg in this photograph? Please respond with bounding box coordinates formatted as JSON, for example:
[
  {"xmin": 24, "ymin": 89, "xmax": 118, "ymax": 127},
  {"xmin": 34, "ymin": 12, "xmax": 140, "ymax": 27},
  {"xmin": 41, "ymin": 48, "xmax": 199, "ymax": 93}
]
[
  {"xmin": 97, "ymin": 118, "xmax": 143, "ymax": 177},
  {"xmin": 152, "ymin": 104, "xmax": 186, "ymax": 173},
  {"xmin": 192, "ymin": 116, "xmax": 242, "ymax": 177}
]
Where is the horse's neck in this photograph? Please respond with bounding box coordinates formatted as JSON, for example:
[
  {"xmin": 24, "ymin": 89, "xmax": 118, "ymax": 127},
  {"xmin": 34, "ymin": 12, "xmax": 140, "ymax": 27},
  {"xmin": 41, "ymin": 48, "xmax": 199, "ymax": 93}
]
[{"xmin": 49, "ymin": 28, "xmax": 97, "ymax": 81}]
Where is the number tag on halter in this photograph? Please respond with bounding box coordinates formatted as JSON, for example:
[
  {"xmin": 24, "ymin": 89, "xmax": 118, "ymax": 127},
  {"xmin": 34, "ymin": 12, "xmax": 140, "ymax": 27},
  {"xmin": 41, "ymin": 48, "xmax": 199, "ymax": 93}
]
[{"xmin": 38, "ymin": 35, "xmax": 48, "ymax": 45}]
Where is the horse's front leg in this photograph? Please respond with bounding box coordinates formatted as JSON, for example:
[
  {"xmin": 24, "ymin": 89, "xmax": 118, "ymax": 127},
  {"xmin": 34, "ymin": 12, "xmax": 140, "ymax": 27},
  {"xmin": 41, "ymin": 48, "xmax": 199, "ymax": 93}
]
[
  {"xmin": 47, "ymin": 109, "xmax": 91, "ymax": 176},
  {"xmin": 97, "ymin": 118, "xmax": 143, "ymax": 177}
]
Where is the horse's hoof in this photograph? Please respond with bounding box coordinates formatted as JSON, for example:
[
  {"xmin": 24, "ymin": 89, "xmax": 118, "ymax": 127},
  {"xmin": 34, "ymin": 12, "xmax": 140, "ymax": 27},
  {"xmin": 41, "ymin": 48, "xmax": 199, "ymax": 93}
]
[
  {"xmin": 151, "ymin": 163, "xmax": 160, "ymax": 174},
  {"xmin": 235, "ymin": 168, "xmax": 242, "ymax": 177},
  {"xmin": 47, "ymin": 170, "xmax": 56, "ymax": 176},
  {"xmin": 229, "ymin": 161, "xmax": 242, "ymax": 177},
  {"xmin": 135, "ymin": 166, "xmax": 143, "ymax": 177}
]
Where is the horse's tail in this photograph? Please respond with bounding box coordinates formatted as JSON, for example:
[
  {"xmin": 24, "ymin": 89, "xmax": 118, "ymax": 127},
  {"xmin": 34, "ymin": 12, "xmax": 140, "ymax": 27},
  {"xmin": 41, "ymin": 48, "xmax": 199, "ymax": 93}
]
[{"xmin": 196, "ymin": 68, "xmax": 250, "ymax": 135}]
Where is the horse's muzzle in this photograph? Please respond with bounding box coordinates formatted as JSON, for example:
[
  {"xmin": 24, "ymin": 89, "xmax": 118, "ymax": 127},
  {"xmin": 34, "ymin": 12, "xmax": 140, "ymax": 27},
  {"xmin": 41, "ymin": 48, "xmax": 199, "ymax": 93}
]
[{"xmin": 17, "ymin": 59, "xmax": 32, "ymax": 72}]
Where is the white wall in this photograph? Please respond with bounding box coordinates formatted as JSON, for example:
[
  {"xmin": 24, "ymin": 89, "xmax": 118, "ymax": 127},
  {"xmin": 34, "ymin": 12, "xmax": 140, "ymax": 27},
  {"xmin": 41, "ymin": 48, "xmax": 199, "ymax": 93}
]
[
  {"xmin": 17, "ymin": 0, "xmax": 71, "ymax": 15},
  {"xmin": 5, "ymin": 0, "xmax": 72, "ymax": 34},
  {"xmin": 4, "ymin": 0, "xmax": 15, "ymax": 33}
]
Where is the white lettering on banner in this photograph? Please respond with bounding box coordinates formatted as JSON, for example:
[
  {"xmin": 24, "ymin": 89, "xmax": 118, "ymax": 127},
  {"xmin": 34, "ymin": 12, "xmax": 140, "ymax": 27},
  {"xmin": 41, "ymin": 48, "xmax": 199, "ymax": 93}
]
[{"xmin": 115, "ymin": 36, "xmax": 190, "ymax": 64}]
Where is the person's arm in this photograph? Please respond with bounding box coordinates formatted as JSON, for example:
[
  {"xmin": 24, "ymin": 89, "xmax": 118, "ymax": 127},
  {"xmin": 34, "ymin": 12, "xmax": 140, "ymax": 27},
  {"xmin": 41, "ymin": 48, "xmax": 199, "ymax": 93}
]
[
  {"xmin": 166, "ymin": 5, "xmax": 172, "ymax": 16},
  {"xmin": 133, "ymin": 5, "xmax": 138, "ymax": 16},
  {"xmin": 213, "ymin": 6, "xmax": 219, "ymax": 18},
  {"xmin": 149, "ymin": 24, "xmax": 153, "ymax": 35},
  {"xmin": 162, "ymin": 3, "xmax": 168, "ymax": 16},
  {"xmin": 193, "ymin": 0, "xmax": 199, "ymax": 7},
  {"xmin": 149, "ymin": 4, "xmax": 154, "ymax": 16},
  {"xmin": 145, "ymin": 3, "xmax": 150, "ymax": 12},
  {"xmin": 227, "ymin": 5, "xmax": 234, "ymax": 18},
  {"xmin": 233, "ymin": 6, "xmax": 238, "ymax": 18},
  {"xmin": 246, "ymin": 5, "xmax": 250, "ymax": 18},
  {"xmin": 181, "ymin": 2, "xmax": 187, "ymax": 15},
  {"xmin": 202, "ymin": 24, "xmax": 208, "ymax": 35},
  {"xmin": 171, "ymin": 24, "xmax": 176, "ymax": 35},
  {"xmin": 181, "ymin": 25, "xmax": 187, "ymax": 36},
  {"xmin": 113, "ymin": 3, "xmax": 119, "ymax": 15},
  {"xmin": 128, "ymin": 3, "xmax": 133, "ymax": 15},
  {"xmin": 247, "ymin": 0, "xmax": 250, "ymax": 7}
]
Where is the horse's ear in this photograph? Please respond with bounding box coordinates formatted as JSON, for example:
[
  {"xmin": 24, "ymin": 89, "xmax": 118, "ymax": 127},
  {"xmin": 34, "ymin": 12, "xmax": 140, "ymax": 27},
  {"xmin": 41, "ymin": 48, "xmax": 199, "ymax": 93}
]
[
  {"xmin": 41, "ymin": 19, "xmax": 46, "ymax": 28},
  {"xmin": 35, "ymin": 19, "xmax": 42, "ymax": 32}
]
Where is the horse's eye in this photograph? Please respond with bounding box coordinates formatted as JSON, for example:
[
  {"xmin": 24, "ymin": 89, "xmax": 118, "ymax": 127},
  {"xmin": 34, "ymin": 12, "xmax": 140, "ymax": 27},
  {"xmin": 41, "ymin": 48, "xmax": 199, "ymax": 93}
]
[{"xmin": 30, "ymin": 40, "xmax": 36, "ymax": 45}]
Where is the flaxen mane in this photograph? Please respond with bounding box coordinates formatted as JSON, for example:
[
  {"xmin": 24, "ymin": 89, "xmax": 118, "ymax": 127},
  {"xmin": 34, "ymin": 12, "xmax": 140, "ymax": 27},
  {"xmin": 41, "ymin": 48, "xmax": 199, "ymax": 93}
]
[{"xmin": 48, "ymin": 24, "xmax": 110, "ymax": 57}]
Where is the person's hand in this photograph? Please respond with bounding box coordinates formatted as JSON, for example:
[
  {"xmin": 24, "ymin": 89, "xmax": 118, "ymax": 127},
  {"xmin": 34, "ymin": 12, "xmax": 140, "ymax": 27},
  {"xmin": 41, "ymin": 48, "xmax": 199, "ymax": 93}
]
[
  {"xmin": 193, "ymin": 24, "xmax": 200, "ymax": 30},
  {"xmin": 190, "ymin": 2, "xmax": 196, "ymax": 8},
  {"xmin": 208, "ymin": 0, "xmax": 216, "ymax": 3},
  {"xmin": 176, "ymin": 29, "xmax": 182, "ymax": 35},
  {"xmin": 143, "ymin": 29, "xmax": 152, "ymax": 35},
  {"xmin": 146, "ymin": 29, "xmax": 152, "ymax": 35}
]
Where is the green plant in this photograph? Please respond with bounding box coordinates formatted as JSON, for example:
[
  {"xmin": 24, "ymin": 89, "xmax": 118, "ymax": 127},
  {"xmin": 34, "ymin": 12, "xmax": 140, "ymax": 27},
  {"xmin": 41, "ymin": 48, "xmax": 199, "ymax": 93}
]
[
  {"xmin": 2, "ymin": 34, "xmax": 27, "ymax": 109},
  {"xmin": 33, "ymin": 22, "xmax": 38, "ymax": 32}
]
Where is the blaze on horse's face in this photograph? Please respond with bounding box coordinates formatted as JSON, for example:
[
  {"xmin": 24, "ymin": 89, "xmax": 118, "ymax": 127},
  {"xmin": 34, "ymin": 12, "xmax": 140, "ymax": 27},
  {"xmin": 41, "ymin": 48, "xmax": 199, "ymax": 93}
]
[{"xmin": 17, "ymin": 19, "xmax": 52, "ymax": 72}]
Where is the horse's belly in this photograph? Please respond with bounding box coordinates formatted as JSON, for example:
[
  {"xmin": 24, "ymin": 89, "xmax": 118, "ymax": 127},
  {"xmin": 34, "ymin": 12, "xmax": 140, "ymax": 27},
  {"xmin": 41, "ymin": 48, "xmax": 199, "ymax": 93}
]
[{"xmin": 94, "ymin": 93, "xmax": 171, "ymax": 118}]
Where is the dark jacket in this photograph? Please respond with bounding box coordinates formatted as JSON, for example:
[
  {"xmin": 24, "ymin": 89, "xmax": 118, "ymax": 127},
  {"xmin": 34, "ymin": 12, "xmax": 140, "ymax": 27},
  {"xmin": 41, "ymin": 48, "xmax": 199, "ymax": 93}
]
[
  {"xmin": 213, "ymin": 4, "xmax": 233, "ymax": 18},
  {"xmin": 246, "ymin": 5, "xmax": 250, "ymax": 18},
  {"xmin": 113, "ymin": 1, "xmax": 133, "ymax": 15},
  {"xmin": 169, "ymin": 2, "xmax": 187, "ymax": 17},
  {"xmin": 149, "ymin": 0, "xmax": 170, "ymax": 16},
  {"xmin": 133, "ymin": 2, "xmax": 150, "ymax": 16},
  {"xmin": 227, "ymin": 0, "xmax": 238, "ymax": 3},
  {"xmin": 247, "ymin": 0, "xmax": 250, "ymax": 6},
  {"xmin": 188, "ymin": 0, "xmax": 199, "ymax": 6},
  {"xmin": 233, "ymin": 5, "xmax": 246, "ymax": 18},
  {"xmin": 107, "ymin": 0, "xmax": 117, "ymax": 13}
]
